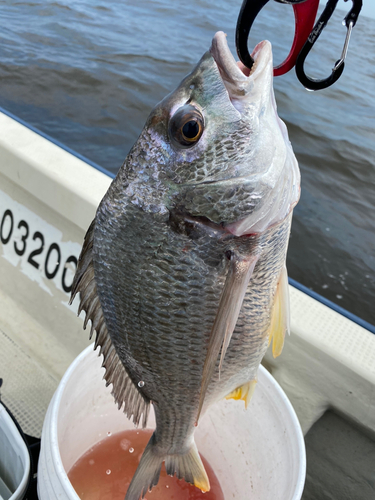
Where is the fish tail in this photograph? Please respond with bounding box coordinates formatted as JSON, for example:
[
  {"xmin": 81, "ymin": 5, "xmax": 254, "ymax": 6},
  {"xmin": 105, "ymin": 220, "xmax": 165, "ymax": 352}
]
[
  {"xmin": 165, "ymin": 440, "xmax": 210, "ymax": 492},
  {"xmin": 125, "ymin": 434, "xmax": 210, "ymax": 500},
  {"xmin": 124, "ymin": 433, "xmax": 163, "ymax": 500}
]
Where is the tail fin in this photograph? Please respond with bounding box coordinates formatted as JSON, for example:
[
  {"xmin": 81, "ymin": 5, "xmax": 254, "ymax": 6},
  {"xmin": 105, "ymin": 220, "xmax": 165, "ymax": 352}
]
[
  {"xmin": 165, "ymin": 441, "xmax": 210, "ymax": 492},
  {"xmin": 125, "ymin": 433, "xmax": 210, "ymax": 500}
]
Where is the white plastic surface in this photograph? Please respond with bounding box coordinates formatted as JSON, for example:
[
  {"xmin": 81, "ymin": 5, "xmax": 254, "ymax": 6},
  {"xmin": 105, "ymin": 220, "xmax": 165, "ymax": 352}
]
[
  {"xmin": 38, "ymin": 344, "xmax": 305, "ymax": 500},
  {"xmin": 0, "ymin": 403, "xmax": 30, "ymax": 500}
]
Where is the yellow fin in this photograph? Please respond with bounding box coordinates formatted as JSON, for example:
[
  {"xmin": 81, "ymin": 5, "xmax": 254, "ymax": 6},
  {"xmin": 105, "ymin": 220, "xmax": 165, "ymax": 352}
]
[
  {"xmin": 225, "ymin": 380, "xmax": 257, "ymax": 409},
  {"xmin": 165, "ymin": 441, "xmax": 210, "ymax": 493},
  {"xmin": 194, "ymin": 477, "xmax": 210, "ymax": 493},
  {"xmin": 268, "ymin": 265, "xmax": 290, "ymax": 358}
]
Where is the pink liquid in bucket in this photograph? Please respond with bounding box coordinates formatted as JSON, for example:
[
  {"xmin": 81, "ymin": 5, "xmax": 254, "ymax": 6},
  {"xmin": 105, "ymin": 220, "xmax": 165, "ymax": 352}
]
[
  {"xmin": 68, "ymin": 428, "xmax": 224, "ymax": 499},
  {"xmin": 38, "ymin": 345, "xmax": 306, "ymax": 500}
]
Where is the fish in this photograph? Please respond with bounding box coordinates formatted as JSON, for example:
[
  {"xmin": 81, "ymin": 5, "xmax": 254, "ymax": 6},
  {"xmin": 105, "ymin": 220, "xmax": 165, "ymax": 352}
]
[{"xmin": 70, "ymin": 31, "xmax": 300, "ymax": 500}]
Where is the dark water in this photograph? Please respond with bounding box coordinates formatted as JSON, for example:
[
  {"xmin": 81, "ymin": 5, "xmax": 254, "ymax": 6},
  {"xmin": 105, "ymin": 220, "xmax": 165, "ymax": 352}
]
[{"xmin": 0, "ymin": 0, "xmax": 374, "ymax": 324}]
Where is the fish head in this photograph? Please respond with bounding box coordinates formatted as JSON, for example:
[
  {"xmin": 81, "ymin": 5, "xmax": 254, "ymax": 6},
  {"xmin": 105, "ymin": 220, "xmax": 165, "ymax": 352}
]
[{"xmin": 124, "ymin": 32, "xmax": 300, "ymax": 236}]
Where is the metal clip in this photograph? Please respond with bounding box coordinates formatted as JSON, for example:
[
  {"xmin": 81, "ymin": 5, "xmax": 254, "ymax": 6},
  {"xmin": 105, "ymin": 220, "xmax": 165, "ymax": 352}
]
[
  {"xmin": 295, "ymin": 0, "xmax": 363, "ymax": 91},
  {"xmin": 236, "ymin": 0, "xmax": 320, "ymax": 76}
]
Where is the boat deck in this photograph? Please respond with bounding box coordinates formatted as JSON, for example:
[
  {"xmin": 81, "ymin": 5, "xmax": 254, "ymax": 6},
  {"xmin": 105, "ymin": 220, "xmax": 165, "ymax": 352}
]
[
  {"xmin": 304, "ymin": 411, "xmax": 375, "ymax": 500},
  {"xmin": 1, "ymin": 110, "xmax": 374, "ymax": 499},
  {"xmin": 0, "ymin": 326, "xmax": 57, "ymax": 438}
]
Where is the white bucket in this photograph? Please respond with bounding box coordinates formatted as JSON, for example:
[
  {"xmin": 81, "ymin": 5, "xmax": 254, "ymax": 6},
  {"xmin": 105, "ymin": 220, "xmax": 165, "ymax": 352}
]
[
  {"xmin": 38, "ymin": 344, "xmax": 306, "ymax": 500},
  {"xmin": 0, "ymin": 402, "xmax": 30, "ymax": 500}
]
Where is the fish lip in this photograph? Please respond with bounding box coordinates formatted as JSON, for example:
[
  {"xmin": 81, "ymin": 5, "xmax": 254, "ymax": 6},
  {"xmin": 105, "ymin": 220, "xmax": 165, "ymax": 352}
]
[
  {"xmin": 210, "ymin": 31, "xmax": 272, "ymax": 106},
  {"xmin": 210, "ymin": 31, "xmax": 248, "ymax": 83}
]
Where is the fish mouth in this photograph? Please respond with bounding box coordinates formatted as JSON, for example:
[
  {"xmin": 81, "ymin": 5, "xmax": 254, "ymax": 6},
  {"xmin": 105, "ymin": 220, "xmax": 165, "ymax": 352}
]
[{"xmin": 210, "ymin": 31, "xmax": 273, "ymax": 111}]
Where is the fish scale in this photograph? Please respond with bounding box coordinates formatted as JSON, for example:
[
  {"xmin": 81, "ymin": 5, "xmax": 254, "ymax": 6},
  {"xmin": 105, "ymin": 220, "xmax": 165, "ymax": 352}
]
[
  {"xmin": 94, "ymin": 195, "xmax": 290, "ymax": 413},
  {"xmin": 71, "ymin": 32, "xmax": 299, "ymax": 500}
]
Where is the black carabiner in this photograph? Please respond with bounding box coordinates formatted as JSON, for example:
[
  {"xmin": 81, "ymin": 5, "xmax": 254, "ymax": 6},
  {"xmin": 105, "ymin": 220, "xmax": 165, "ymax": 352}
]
[
  {"xmin": 236, "ymin": 0, "xmax": 269, "ymax": 70},
  {"xmin": 295, "ymin": 0, "xmax": 363, "ymax": 91},
  {"xmin": 236, "ymin": 0, "xmax": 307, "ymax": 71}
]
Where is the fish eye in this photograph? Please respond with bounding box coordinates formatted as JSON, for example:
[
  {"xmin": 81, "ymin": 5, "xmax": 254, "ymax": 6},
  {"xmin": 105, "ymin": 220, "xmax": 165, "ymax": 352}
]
[{"xmin": 169, "ymin": 105, "xmax": 204, "ymax": 147}]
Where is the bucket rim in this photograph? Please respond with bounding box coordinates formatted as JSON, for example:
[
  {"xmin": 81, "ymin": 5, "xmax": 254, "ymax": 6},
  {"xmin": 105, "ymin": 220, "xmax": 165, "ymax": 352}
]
[
  {"xmin": 0, "ymin": 401, "xmax": 31, "ymax": 500},
  {"xmin": 48, "ymin": 345, "xmax": 95, "ymax": 499},
  {"xmin": 257, "ymin": 364, "xmax": 306, "ymax": 499},
  {"xmin": 48, "ymin": 344, "xmax": 306, "ymax": 499}
]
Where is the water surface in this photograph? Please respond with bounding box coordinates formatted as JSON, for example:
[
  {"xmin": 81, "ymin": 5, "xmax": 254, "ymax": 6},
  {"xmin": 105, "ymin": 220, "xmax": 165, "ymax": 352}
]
[{"xmin": 0, "ymin": 0, "xmax": 374, "ymax": 324}]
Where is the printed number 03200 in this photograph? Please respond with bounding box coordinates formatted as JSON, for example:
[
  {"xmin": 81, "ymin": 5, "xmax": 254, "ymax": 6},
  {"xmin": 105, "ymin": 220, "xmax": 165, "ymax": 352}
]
[{"xmin": 0, "ymin": 208, "xmax": 78, "ymax": 294}]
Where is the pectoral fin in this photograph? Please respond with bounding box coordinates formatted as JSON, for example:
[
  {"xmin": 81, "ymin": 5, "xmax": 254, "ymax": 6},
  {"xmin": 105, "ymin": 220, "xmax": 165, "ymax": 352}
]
[
  {"xmin": 196, "ymin": 252, "xmax": 259, "ymax": 423},
  {"xmin": 268, "ymin": 265, "xmax": 290, "ymax": 358},
  {"xmin": 225, "ymin": 380, "xmax": 257, "ymax": 409}
]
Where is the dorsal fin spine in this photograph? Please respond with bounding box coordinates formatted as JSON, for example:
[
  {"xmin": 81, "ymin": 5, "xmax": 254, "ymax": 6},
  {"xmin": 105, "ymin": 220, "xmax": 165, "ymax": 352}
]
[{"xmin": 71, "ymin": 220, "xmax": 150, "ymax": 428}]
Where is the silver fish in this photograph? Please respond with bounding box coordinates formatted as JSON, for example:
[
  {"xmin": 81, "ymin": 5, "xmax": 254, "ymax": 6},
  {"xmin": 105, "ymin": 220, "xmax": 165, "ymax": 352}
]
[{"xmin": 71, "ymin": 31, "xmax": 300, "ymax": 500}]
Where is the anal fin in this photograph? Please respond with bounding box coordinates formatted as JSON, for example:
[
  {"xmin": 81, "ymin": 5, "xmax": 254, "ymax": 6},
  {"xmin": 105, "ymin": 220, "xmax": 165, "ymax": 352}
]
[
  {"xmin": 268, "ymin": 265, "xmax": 290, "ymax": 358},
  {"xmin": 225, "ymin": 380, "xmax": 257, "ymax": 409}
]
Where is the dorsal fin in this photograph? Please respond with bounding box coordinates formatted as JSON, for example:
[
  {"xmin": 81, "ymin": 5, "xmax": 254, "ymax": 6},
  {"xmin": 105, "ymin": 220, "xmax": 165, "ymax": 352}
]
[{"xmin": 70, "ymin": 221, "xmax": 150, "ymax": 428}]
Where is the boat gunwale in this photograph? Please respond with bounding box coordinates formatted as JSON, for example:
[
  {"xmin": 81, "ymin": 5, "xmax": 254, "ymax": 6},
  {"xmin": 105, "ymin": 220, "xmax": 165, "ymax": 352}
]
[{"xmin": 0, "ymin": 104, "xmax": 373, "ymax": 335}]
